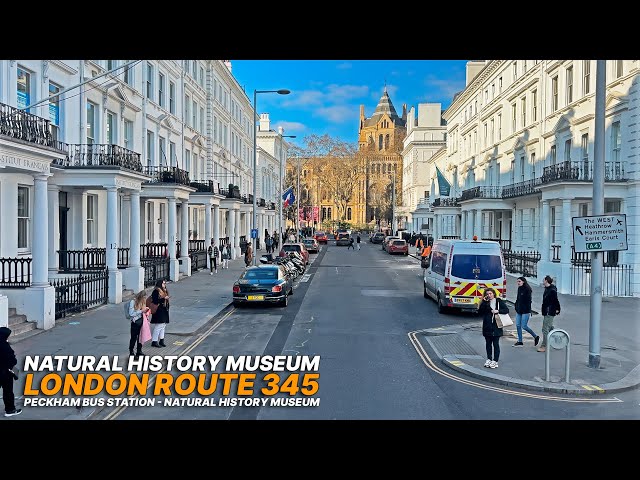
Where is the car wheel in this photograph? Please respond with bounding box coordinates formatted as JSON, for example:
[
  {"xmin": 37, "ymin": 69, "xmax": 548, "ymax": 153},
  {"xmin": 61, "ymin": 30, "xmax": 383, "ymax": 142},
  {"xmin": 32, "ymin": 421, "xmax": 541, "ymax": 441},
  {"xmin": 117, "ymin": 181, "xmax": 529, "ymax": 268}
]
[
  {"xmin": 438, "ymin": 295, "xmax": 446, "ymax": 314},
  {"xmin": 279, "ymin": 294, "xmax": 288, "ymax": 307}
]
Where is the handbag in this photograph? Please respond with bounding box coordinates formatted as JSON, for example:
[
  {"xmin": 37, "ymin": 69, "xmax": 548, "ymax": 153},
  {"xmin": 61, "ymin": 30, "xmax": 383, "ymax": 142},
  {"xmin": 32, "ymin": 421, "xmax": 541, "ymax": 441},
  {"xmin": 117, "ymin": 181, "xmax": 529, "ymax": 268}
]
[
  {"xmin": 495, "ymin": 313, "xmax": 513, "ymax": 328},
  {"xmin": 146, "ymin": 296, "xmax": 159, "ymax": 315}
]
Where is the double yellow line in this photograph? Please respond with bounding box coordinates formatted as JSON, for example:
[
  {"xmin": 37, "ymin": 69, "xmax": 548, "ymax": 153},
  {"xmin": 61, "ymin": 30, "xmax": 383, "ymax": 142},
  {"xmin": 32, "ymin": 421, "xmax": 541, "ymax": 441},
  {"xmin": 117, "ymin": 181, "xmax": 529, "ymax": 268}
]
[{"xmin": 102, "ymin": 308, "xmax": 235, "ymax": 420}]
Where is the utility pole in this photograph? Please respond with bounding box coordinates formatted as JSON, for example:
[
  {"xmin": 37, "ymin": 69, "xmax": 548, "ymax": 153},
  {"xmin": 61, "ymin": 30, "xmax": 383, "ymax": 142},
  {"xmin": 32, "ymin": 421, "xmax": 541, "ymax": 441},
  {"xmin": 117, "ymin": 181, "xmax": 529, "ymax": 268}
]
[
  {"xmin": 296, "ymin": 156, "xmax": 301, "ymax": 240},
  {"xmin": 589, "ymin": 60, "xmax": 606, "ymax": 369},
  {"xmin": 391, "ymin": 169, "xmax": 396, "ymax": 235}
]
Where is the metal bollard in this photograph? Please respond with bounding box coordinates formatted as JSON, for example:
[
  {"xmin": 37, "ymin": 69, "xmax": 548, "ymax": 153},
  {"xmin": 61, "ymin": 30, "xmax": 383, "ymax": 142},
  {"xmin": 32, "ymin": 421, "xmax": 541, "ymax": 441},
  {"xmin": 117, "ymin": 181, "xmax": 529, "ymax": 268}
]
[{"xmin": 545, "ymin": 328, "xmax": 571, "ymax": 382}]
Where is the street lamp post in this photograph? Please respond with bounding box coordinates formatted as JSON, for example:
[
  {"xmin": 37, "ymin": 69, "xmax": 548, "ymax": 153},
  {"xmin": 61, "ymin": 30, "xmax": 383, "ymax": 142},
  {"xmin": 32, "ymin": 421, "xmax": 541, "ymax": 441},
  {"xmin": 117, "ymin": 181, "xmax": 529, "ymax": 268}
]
[
  {"xmin": 279, "ymin": 135, "xmax": 296, "ymax": 249},
  {"xmin": 253, "ymin": 89, "xmax": 290, "ymax": 265}
]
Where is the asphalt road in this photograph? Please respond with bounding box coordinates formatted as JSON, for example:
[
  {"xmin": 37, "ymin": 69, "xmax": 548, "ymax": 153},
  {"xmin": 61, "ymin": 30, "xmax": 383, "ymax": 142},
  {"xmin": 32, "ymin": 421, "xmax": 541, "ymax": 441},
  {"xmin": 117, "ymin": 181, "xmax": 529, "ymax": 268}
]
[{"xmin": 106, "ymin": 239, "xmax": 639, "ymax": 420}]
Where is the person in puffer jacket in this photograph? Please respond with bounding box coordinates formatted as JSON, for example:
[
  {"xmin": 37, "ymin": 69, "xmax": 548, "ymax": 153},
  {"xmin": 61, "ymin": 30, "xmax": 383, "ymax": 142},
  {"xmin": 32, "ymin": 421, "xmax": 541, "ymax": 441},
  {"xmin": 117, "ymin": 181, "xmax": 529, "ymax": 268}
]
[{"xmin": 538, "ymin": 275, "xmax": 561, "ymax": 352}]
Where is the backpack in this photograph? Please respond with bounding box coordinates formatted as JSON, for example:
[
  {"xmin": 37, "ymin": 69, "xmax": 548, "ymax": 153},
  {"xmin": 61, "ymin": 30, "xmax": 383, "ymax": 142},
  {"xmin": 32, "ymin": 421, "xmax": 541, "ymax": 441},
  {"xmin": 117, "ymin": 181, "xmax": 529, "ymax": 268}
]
[{"xmin": 124, "ymin": 300, "xmax": 133, "ymax": 321}]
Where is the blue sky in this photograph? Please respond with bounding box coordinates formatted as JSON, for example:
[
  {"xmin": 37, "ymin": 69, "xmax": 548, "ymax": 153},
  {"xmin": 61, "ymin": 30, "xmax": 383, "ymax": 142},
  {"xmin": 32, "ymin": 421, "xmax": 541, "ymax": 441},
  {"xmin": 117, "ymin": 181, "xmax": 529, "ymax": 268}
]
[{"xmin": 232, "ymin": 60, "xmax": 469, "ymax": 146}]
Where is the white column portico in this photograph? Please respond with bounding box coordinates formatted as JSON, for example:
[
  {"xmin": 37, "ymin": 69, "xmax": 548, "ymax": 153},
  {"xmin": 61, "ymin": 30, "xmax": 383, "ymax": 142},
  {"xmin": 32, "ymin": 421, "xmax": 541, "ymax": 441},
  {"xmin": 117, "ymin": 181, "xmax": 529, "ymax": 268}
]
[
  {"xmin": 475, "ymin": 209, "xmax": 482, "ymax": 238},
  {"xmin": 205, "ymin": 204, "xmax": 212, "ymax": 249},
  {"xmin": 540, "ymin": 200, "xmax": 550, "ymax": 263},
  {"xmin": 24, "ymin": 174, "xmax": 55, "ymax": 330},
  {"xmin": 235, "ymin": 210, "xmax": 241, "ymax": 257},
  {"xmin": 559, "ymin": 198, "xmax": 573, "ymax": 293},
  {"xmin": 123, "ymin": 189, "xmax": 144, "ymax": 294},
  {"xmin": 228, "ymin": 209, "xmax": 236, "ymax": 259},
  {"xmin": 168, "ymin": 198, "xmax": 179, "ymax": 281},
  {"xmin": 180, "ymin": 200, "xmax": 191, "ymax": 276},
  {"xmin": 106, "ymin": 187, "xmax": 122, "ymax": 303},
  {"xmin": 213, "ymin": 205, "xmax": 220, "ymax": 247},
  {"xmin": 47, "ymin": 184, "xmax": 60, "ymax": 273},
  {"xmin": 461, "ymin": 211, "xmax": 467, "ymax": 240}
]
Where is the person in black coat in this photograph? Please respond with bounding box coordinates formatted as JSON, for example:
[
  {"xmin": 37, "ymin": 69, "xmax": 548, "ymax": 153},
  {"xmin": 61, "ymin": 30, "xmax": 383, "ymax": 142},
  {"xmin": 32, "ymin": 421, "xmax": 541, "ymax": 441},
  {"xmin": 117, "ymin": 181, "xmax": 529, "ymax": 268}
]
[
  {"xmin": 0, "ymin": 327, "xmax": 21, "ymax": 416},
  {"xmin": 150, "ymin": 279, "xmax": 170, "ymax": 348},
  {"xmin": 514, "ymin": 276, "xmax": 539, "ymax": 347},
  {"xmin": 478, "ymin": 288, "xmax": 510, "ymax": 369},
  {"xmin": 538, "ymin": 275, "xmax": 561, "ymax": 352}
]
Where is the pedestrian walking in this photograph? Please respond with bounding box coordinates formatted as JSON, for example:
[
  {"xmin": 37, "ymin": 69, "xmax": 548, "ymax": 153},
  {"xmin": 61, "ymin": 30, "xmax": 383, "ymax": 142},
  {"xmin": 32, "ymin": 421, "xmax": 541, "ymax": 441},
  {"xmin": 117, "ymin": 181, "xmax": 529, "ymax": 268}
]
[
  {"xmin": 265, "ymin": 235, "xmax": 273, "ymax": 254},
  {"xmin": 348, "ymin": 237, "xmax": 355, "ymax": 250},
  {"xmin": 538, "ymin": 275, "xmax": 561, "ymax": 352},
  {"xmin": 356, "ymin": 234, "xmax": 361, "ymax": 250},
  {"xmin": 128, "ymin": 290, "xmax": 150, "ymax": 357},
  {"xmin": 513, "ymin": 276, "xmax": 539, "ymax": 347},
  {"xmin": 479, "ymin": 288, "xmax": 510, "ymax": 369},
  {"xmin": 0, "ymin": 327, "xmax": 21, "ymax": 417},
  {"xmin": 273, "ymin": 232, "xmax": 279, "ymax": 252},
  {"xmin": 223, "ymin": 243, "xmax": 232, "ymax": 268},
  {"xmin": 208, "ymin": 241, "xmax": 219, "ymax": 274},
  {"xmin": 244, "ymin": 243, "xmax": 253, "ymax": 267},
  {"xmin": 149, "ymin": 279, "xmax": 170, "ymax": 348}
]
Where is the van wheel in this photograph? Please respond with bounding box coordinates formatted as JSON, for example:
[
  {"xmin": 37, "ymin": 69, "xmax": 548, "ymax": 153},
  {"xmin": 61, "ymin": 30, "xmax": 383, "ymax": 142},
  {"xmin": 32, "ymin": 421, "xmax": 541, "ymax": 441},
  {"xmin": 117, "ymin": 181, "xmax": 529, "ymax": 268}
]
[
  {"xmin": 423, "ymin": 282, "xmax": 428, "ymax": 298},
  {"xmin": 437, "ymin": 295, "xmax": 446, "ymax": 314}
]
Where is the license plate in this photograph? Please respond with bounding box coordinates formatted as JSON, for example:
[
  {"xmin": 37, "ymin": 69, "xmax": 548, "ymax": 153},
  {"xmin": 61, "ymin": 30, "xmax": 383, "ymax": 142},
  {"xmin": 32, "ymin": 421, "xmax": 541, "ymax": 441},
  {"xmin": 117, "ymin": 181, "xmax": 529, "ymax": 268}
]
[
  {"xmin": 247, "ymin": 295, "xmax": 265, "ymax": 301},
  {"xmin": 454, "ymin": 297, "xmax": 472, "ymax": 303}
]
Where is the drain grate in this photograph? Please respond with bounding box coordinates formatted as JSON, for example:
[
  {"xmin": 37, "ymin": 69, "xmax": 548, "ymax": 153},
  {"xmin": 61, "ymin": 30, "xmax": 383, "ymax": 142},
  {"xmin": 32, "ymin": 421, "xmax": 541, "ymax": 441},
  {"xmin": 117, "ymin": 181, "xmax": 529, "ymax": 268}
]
[{"xmin": 428, "ymin": 334, "xmax": 477, "ymax": 356}]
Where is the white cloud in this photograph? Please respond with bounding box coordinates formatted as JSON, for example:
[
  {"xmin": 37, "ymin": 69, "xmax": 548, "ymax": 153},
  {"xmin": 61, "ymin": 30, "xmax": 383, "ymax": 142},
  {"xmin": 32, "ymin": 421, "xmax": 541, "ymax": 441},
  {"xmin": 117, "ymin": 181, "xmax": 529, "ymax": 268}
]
[
  {"xmin": 274, "ymin": 121, "xmax": 306, "ymax": 134},
  {"xmin": 281, "ymin": 90, "xmax": 324, "ymax": 107},
  {"xmin": 315, "ymin": 105, "xmax": 358, "ymax": 123}
]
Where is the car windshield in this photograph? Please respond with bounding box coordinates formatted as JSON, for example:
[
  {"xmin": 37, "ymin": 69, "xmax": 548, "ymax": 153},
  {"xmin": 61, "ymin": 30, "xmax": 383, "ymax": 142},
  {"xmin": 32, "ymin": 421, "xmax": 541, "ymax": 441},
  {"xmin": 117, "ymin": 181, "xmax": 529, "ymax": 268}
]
[
  {"xmin": 282, "ymin": 245, "xmax": 300, "ymax": 251},
  {"xmin": 451, "ymin": 254, "xmax": 502, "ymax": 280},
  {"xmin": 392, "ymin": 241, "xmax": 405, "ymax": 246},
  {"xmin": 243, "ymin": 269, "xmax": 278, "ymax": 280}
]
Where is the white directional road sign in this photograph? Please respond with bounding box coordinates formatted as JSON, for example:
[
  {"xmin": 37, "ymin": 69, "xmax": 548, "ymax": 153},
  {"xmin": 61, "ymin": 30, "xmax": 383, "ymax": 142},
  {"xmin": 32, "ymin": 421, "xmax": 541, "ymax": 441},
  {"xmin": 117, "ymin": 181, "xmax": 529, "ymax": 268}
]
[{"xmin": 572, "ymin": 214, "xmax": 627, "ymax": 253}]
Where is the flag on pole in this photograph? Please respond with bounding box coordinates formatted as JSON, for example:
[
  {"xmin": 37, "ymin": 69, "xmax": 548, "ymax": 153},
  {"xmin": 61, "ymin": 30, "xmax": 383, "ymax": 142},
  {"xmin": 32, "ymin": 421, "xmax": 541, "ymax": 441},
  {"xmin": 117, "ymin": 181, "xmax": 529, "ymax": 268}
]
[
  {"xmin": 282, "ymin": 186, "xmax": 295, "ymax": 208},
  {"xmin": 435, "ymin": 166, "xmax": 451, "ymax": 196}
]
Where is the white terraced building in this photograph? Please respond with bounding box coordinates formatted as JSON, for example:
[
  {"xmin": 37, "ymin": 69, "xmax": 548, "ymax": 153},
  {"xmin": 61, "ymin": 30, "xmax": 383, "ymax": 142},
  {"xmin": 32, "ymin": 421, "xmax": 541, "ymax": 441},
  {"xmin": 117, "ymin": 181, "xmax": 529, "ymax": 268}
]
[
  {"xmin": 0, "ymin": 60, "xmax": 293, "ymax": 333},
  {"xmin": 408, "ymin": 60, "xmax": 639, "ymax": 296}
]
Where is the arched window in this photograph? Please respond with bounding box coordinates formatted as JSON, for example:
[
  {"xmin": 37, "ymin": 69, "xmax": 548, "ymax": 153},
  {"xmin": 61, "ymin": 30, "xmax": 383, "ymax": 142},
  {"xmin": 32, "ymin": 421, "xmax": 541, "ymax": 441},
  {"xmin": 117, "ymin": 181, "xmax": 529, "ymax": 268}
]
[
  {"xmin": 322, "ymin": 207, "xmax": 327, "ymax": 220},
  {"xmin": 328, "ymin": 208, "xmax": 332, "ymax": 220},
  {"xmin": 382, "ymin": 164, "xmax": 386, "ymax": 174},
  {"xmin": 378, "ymin": 134, "xmax": 383, "ymax": 150},
  {"xmin": 347, "ymin": 208, "xmax": 352, "ymax": 220},
  {"xmin": 385, "ymin": 134, "xmax": 390, "ymax": 149}
]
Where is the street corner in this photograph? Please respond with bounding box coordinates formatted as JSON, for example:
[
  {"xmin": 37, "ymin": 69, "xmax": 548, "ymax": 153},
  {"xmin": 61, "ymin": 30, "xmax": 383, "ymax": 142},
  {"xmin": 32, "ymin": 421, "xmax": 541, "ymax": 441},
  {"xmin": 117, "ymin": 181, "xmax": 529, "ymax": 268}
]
[{"xmin": 441, "ymin": 354, "xmax": 514, "ymax": 387}]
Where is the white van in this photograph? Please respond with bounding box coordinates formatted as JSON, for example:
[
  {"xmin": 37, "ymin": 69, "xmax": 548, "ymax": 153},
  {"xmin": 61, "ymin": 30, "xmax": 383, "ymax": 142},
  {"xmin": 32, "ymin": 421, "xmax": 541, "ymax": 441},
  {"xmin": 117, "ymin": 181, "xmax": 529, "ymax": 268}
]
[{"xmin": 423, "ymin": 238, "xmax": 506, "ymax": 313}]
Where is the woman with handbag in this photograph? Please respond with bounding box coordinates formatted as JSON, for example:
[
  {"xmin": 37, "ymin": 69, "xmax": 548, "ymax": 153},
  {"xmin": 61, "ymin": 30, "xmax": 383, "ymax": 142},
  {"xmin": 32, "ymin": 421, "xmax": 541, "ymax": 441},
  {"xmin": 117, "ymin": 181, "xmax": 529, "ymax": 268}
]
[
  {"xmin": 149, "ymin": 279, "xmax": 170, "ymax": 348},
  {"xmin": 478, "ymin": 288, "xmax": 510, "ymax": 369},
  {"xmin": 128, "ymin": 291, "xmax": 150, "ymax": 357}
]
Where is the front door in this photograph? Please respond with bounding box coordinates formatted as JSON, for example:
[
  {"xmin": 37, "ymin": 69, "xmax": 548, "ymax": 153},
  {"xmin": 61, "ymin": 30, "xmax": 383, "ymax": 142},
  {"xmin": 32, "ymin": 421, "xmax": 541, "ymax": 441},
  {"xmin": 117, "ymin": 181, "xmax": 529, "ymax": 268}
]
[{"xmin": 59, "ymin": 206, "xmax": 69, "ymax": 270}]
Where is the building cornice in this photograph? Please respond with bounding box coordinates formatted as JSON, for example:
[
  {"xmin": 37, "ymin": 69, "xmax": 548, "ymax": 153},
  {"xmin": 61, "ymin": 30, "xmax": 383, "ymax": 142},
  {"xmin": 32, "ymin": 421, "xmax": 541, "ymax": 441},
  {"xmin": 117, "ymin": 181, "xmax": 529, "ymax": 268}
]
[
  {"xmin": 50, "ymin": 60, "xmax": 78, "ymax": 75},
  {"xmin": 442, "ymin": 61, "xmax": 505, "ymax": 121},
  {"xmin": 506, "ymin": 77, "xmax": 540, "ymax": 103}
]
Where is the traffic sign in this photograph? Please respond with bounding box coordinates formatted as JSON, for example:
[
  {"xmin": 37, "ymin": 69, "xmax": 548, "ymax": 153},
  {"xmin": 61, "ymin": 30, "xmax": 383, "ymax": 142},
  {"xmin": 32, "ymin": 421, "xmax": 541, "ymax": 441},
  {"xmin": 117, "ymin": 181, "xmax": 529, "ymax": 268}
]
[
  {"xmin": 572, "ymin": 214, "xmax": 627, "ymax": 253},
  {"xmin": 250, "ymin": 228, "xmax": 258, "ymax": 239}
]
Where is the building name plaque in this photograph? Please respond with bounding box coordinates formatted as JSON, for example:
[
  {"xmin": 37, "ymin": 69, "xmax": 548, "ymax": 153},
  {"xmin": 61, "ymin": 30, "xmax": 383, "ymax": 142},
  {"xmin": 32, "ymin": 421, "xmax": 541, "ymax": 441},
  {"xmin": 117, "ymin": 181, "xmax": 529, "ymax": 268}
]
[{"xmin": 0, "ymin": 154, "xmax": 50, "ymax": 173}]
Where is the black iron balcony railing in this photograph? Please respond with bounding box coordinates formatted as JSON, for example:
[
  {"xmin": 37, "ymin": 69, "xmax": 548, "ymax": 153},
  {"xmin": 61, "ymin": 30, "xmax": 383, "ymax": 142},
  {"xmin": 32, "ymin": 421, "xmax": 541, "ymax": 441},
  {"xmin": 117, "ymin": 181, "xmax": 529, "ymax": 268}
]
[
  {"xmin": 218, "ymin": 187, "xmax": 229, "ymax": 197},
  {"xmin": 0, "ymin": 257, "xmax": 32, "ymax": 288},
  {"xmin": 143, "ymin": 166, "xmax": 191, "ymax": 186},
  {"xmin": 53, "ymin": 144, "xmax": 142, "ymax": 172},
  {"xmin": 501, "ymin": 178, "xmax": 543, "ymax": 199},
  {"xmin": 460, "ymin": 186, "xmax": 503, "ymax": 201},
  {"xmin": 542, "ymin": 160, "xmax": 626, "ymax": 184},
  {"xmin": 190, "ymin": 180, "xmax": 218, "ymax": 193},
  {"xmin": 0, "ymin": 102, "xmax": 67, "ymax": 151},
  {"xmin": 259, "ymin": 198, "xmax": 266, "ymax": 207},
  {"xmin": 431, "ymin": 197, "xmax": 460, "ymax": 207},
  {"xmin": 268, "ymin": 202, "xmax": 276, "ymax": 210}
]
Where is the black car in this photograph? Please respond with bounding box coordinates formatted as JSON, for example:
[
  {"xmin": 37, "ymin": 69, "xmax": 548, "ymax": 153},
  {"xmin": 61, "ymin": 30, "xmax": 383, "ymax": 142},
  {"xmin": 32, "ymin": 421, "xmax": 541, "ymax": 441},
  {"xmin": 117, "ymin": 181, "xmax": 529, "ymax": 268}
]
[{"xmin": 232, "ymin": 265, "xmax": 293, "ymax": 307}]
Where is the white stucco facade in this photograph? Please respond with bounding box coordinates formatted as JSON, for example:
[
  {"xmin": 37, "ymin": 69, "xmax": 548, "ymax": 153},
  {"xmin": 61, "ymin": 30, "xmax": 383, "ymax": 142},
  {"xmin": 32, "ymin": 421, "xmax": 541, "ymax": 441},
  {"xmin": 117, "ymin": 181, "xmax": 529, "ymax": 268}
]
[
  {"xmin": 408, "ymin": 60, "xmax": 639, "ymax": 296},
  {"xmin": 0, "ymin": 59, "xmax": 291, "ymax": 330}
]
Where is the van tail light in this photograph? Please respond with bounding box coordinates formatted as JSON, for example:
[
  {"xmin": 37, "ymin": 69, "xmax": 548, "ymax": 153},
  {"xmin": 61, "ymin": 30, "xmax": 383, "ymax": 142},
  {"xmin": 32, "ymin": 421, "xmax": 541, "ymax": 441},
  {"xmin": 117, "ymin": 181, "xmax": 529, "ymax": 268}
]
[
  {"xmin": 233, "ymin": 285, "xmax": 240, "ymax": 294},
  {"xmin": 272, "ymin": 285, "xmax": 283, "ymax": 293},
  {"xmin": 501, "ymin": 277, "xmax": 507, "ymax": 298},
  {"xmin": 444, "ymin": 277, "xmax": 451, "ymax": 295}
]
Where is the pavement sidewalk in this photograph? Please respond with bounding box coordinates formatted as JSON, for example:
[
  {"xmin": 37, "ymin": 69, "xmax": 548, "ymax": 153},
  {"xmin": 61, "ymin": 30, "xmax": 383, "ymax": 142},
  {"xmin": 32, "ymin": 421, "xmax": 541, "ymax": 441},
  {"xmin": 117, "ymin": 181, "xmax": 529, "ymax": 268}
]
[
  {"xmin": 6, "ymin": 256, "xmax": 248, "ymax": 420},
  {"xmin": 417, "ymin": 272, "xmax": 640, "ymax": 395}
]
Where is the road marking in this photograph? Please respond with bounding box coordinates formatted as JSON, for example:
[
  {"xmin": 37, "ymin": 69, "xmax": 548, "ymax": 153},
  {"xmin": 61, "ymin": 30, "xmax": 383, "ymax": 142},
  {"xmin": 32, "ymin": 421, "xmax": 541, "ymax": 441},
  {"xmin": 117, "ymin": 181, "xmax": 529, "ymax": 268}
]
[
  {"xmin": 408, "ymin": 329, "xmax": 621, "ymax": 403},
  {"xmin": 450, "ymin": 360, "xmax": 465, "ymax": 366},
  {"xmin": 102, "ymin": 307, "xmax": 236, "ymax": 420},
  {"xmin": 173, "ymin": 341, "xmax": 185, "ymax": 346},
  {"xmin": 582, "ymin": 385, "xmax": 605, "ymax": 392},
  {"xmin": 300, "ymin": 274, "xmax": 311, "ymax": 283}
]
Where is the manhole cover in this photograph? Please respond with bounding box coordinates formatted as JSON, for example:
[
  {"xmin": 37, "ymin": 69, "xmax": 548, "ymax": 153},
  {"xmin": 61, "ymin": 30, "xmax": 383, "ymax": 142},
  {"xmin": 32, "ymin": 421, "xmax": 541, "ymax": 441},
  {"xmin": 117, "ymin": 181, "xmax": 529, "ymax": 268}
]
[{"xmin": 94, "ymin": 335, "xmax": 108, "ymax": 339}]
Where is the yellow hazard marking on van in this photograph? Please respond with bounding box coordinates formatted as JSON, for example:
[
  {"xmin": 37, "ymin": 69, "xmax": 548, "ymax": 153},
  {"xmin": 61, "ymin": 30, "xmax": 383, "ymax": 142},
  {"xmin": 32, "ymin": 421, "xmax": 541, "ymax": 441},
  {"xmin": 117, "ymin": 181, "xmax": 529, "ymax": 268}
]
[{"xmin": 449, "ymin": 281, "xmax": 500, "ymax": 297}]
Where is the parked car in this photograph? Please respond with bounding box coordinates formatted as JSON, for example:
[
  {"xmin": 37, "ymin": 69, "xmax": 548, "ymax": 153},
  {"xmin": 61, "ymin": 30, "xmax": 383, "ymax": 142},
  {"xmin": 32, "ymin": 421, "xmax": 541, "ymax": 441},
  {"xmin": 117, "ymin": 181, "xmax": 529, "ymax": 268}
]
[
  {"xmin": 314, "ymin": 231, "xmax": 328, "ymax": 244},
  {"xmin": 302, "ymin": 237, "xmax": 320, "ymax": 253},
  {"xmin": 279, "ymin": 242, "xmax": 310, "ymax": 264},
  {"xmin": 336, "ymin": 233, "xmax": 351, "ymax": 246},
  {"xmin": 382, "ymin": 236, "xmax": 401, "ymax": 251},
  {"xmin": 370, "ymin": 232, "xmax": 385, "ymax": 244},
  {"xmin": 232, "ymin": 265, "xmax": 294, "ymax": 307},
  {"xmin": 387, "ymin": 239, "xmax": 409, "ymax": 255}
]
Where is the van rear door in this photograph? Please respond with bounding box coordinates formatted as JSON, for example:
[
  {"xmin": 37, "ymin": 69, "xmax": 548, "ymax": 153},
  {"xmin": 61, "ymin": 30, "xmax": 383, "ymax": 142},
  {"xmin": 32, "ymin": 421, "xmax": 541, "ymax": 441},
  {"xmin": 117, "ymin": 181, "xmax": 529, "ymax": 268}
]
[{"xmin": 448, "ymin": 250, "xmax": 503, "ymax": 307}]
